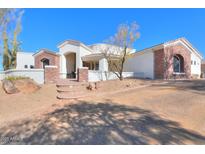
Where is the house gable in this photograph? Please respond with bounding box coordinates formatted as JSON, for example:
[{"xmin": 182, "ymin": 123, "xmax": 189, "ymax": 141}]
[
  {"xmin": 164, "ymin": 38, "xmax": 203, "ymax": 60},
  {"xmin": 57, "ymin": 40, "xmax": 93, "ymax": 53},
  {"xmin": 34, "ymin": 49, "xmax": 59, "ymax": 69}
]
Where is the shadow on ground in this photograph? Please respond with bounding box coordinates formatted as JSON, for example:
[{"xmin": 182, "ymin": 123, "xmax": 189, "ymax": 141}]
[
  {"xmin": 0, "ymin": 101, "xmax": 205, "ymax": 145},
  {"xmin": 152, "ymin": 80, "xmax": 205, "ymax": 94}
]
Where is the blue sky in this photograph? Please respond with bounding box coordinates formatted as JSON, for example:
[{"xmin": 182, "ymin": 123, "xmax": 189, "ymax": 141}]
[{"xmin": 1, "ymin": 8, "xmax": 205, "ymax": 70}]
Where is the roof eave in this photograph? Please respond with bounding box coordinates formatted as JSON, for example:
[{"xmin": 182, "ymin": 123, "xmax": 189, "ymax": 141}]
[
  {"xmin": 181, "ymin": 38, "xmax": 203, "ymax": 59},
  {"xmin": 133, "ymin": 44, "xmax": 164, "ymax": 56},
  {"xmin": 33, "ymin": 49, "xmax": 58, "ymax": 57},
  {"xmin": 57, "ymin": 40, "xmax": 93, "ymax": 53}
]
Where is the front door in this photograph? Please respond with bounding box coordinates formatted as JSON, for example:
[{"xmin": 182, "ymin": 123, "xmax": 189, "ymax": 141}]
[{"xmin": 66, "ymin": 53, "xmax": 76, "ymax": 78}]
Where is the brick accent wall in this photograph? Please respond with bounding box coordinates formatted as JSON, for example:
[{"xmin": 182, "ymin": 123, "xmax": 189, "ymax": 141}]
[
  {"xmin": 77, "ymin": 67, "xmax": 88, "ymax": 82},
  {"xmin": 164, "ymin": 44, "xmax": 191, "ymax": 79},
  {"xmin": 34, "ymin": 51, "xmax": 59, "ymax": 69},
  {"xmin": 34, "ymin": 51, "xmax": 60, "ymax": 83},
  {"xmin": 154, "ymin": 43, "xmax": 191, "ymax": 79},
  {"xmin": 44, "ymin": 66, "xmax": 59, "ymax": 83}
]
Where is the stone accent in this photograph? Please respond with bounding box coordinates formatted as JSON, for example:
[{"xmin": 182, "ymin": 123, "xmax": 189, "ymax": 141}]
[
  {"xmin": 77, "ymin": 67, "xmax": 88, "ymax": 82},
  {"xmin": 45, "ymin": 66, "xmax": 59, "ymax": 83},
  {"xmin": 154, "ymin": 43, "xmax": 191, "ymax": 79}
]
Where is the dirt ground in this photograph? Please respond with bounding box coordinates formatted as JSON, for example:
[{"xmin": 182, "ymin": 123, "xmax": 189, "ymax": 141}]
[
  {"xmin": 0, "ymin": 83, "xmax": 57, "ymax": 126},
  {"xmin": 84, "ymin": 81, "xmax": 205, "ymax": 135},
  {"xmin": 0, "ymin": 79, "xmax": 149, "ymax": 126},
  {"xmin": 0, "ymin": 79, "xmax": 205, "ymax": 144}
]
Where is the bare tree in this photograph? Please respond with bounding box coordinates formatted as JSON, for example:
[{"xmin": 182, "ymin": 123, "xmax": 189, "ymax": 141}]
[
  {"xmin": 0, "ymin": 9, "xmax": 13, "ymax": 28},
  {"xmin": 0, "ymin": 9, "xmax": 17, "ymax": 45},
  {"xmin": 0, "ymin": 9, "xmax": 24, "ymax": 70},
  {"xmin": 0, "ymin": 9, "xmax": 14, "ymax": 70},
  {"xmin": 101, "ymin": 22, "xmax": 140, "ymax": 80}
]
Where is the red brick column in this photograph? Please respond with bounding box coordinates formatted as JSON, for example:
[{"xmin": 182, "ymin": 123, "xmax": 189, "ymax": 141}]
[
  {"xmin": 201, "ymin": 63, "xmax": 205, "ymax": 78},
  {"xmin": 202, "ymin": 63, "xmax": 205, "ymax": 73},
  {"xmin": 77, "ymin": 67, "xmax": 88, "ymax": 82},
  {"xmin": 154, "ymin": 49, "xmax": 165, "ymax": 79},
  {"xmin": 44, "ymin": 66, "xmax": 59, "ymax": 83}
]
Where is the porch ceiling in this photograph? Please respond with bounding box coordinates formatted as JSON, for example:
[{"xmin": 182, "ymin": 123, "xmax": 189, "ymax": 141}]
[
  {"xmin": 82, "ymin": 53, "xmax": 120, "ymax": 61},
  {"xmin": 81, "ymin": 53, "xmax": 104, "ymax": 61}
]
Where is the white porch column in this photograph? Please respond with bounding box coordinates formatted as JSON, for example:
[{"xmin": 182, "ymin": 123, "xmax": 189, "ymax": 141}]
[
  {"xmin": 99, "ymin": 58, "xmax": 108, "ymax": 81},
  {"xmin": 76, "ymin": 51, "xmax": 82, "ymax": 72},
  {"xmin": 60, "ymin": 54, "xmax": 67, "ymax": 78},
  {"xmin": 99, "ymin": 58, "xmax": 108, "ymax": 72}
]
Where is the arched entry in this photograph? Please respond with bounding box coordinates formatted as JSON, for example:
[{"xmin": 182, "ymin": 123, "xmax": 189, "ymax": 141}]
[{"xmin": 41, "ymin": 58, "xmax": 50, "ymax": 68}]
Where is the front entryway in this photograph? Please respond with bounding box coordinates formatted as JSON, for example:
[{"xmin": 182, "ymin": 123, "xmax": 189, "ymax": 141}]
[{"xmin": 65, "ymin": 53, "xmax": 76, "ymax": 78}]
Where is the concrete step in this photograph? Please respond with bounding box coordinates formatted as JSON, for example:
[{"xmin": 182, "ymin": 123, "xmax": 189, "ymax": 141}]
[
  {"xmin": 56, "ymin": 79, "xmax": 89, "ymax": 99},
  {"xmin": 56, "ymin": 92, "xmax": 89, "ymax": 99},
  {"xmin": 57, "ymin": 87, "xmax": 87, "ymax": 93},
  {"xmin": 56, "ymin": 82, "xmax": 87, "ymax": 87},
  {"xmin": 57, "ymin": 83, "xmax": 87, "ymax": 91},
  {"xmin": 56, "ymin": 79, "xmax": 76, "ymax": 85}
]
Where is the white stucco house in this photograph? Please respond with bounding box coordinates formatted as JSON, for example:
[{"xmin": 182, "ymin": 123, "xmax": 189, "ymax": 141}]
[{"xmin": 0, "ymin": 37, "xmax": 203, "ymax": 84}]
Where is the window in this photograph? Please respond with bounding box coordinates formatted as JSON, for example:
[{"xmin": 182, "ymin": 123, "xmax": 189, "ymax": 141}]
[
  {"xmin": 194, "ymin": 61, "xmax": 196, "ymax": 65},
  {"xmin": 83, "ymin": 61, "xmax": 99, "ymax": 70},
  {"xmin": 95, "ymin": 62, "xmax": 99, "ymax": 70},
  {"xmin": 83, "ymin": 61, "xmax": 90, "ymax": 69},
  {"xmin": 24, "ymin": 65, "xmax": 28, "ymax": 69},
  {"xmin": 30, "ymin": 65, "xmax": 34, "ymax": 69},
  {"xmin": 92, "ymin": 62, "xmax": 95, "ymax": 70},
  {"xmin": 191, "ymin": 60, "xmax": 193, "ymax": 65},
  {"xmin": 173, "ymin": 56, "xmax": 180, "ymax": 72},
  {"xmin": 173, "ymin": 54, "xmax": 184, "ymax": 73}
]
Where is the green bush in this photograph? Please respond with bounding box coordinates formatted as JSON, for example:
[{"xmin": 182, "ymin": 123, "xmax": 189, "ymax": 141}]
[{"xmin": 5, "ymin": 76, "xmax": 29, "ymax": 81}]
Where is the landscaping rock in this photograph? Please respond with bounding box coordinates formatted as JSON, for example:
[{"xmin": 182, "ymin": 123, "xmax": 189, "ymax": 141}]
[
  {"xmin": 14, "ymin": 79, "xmax": 40, "ymax": 93},
  {"xmin": 87, "ymin": 82, "xmax": 95, "ymax": 90},
  {"xmin": 2, "ymin": 78, "xmax": 40, "ymax": 94},
  {"xmin": 87, "ymin": 82, "xmax": 99, "ymax": 91},
  {"xmin": 2, "ymin": 79, "xmax": 20, "ymax": 94}
]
